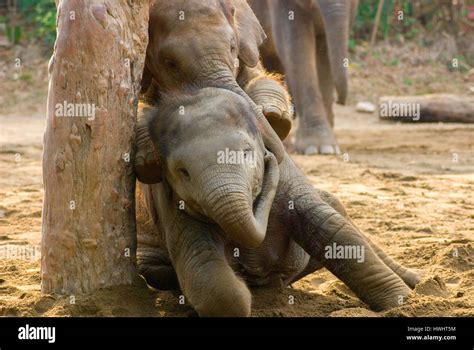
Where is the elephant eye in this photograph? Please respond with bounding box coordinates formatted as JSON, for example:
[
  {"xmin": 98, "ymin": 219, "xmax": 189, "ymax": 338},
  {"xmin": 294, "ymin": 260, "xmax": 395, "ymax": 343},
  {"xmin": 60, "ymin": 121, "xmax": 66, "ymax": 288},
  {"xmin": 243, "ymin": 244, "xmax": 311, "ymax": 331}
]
[
  {"xmin": 163, "ymin": 58, "xmax": 179, "ymax": 72},
  {"xmin": 230, "ymin": 38, "xmax": 237, "ymax": 54},
  {"xmin": 243, "ymin": 148, "xmax": 253, "ymax": 159},
  {"xmin": 177, "ymin": 167, "xmax": 191, "ymax": 181}
]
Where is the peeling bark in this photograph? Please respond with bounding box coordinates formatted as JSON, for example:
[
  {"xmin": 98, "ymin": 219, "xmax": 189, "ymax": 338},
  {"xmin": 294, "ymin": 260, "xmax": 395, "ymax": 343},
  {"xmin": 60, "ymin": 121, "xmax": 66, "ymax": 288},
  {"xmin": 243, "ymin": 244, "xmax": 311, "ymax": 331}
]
[{"xmin": 41, "ymin": 0, "xmax": 149, "ymax": 294}]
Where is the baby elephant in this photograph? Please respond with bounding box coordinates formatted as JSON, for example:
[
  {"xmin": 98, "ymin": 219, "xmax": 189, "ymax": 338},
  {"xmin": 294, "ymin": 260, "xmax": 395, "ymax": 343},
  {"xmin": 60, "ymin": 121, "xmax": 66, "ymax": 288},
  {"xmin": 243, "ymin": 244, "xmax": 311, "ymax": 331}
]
[{"xmin": 135, "ymin": 88, "xmax": 420, "ymax": 317}]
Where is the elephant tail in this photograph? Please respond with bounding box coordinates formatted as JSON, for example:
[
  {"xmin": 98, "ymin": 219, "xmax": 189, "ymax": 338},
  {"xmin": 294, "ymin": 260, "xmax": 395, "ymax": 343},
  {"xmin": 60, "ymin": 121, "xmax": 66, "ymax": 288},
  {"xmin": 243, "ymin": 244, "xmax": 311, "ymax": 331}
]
[{"xmin": 318, "ymin": 0, "xmax": 351, "ymax": 105}]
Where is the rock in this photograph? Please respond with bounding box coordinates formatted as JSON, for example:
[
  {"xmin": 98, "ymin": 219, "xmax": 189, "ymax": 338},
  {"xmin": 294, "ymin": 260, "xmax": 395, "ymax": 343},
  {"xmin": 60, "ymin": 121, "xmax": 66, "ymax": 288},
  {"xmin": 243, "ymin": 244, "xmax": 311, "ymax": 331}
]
[{"xmin": 356, "ymin": 101, "xmax": 376, "ymax": 113}]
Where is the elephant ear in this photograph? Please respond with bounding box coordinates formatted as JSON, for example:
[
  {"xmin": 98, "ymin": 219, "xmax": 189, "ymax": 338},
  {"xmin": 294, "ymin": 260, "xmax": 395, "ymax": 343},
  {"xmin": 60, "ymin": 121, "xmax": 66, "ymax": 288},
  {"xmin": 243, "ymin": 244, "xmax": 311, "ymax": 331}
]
[
  {"xmin": 140, "ymin": 63, "xmax": 153, "ymax": 95},
  {"xmin": 135, "ymin": 102, "xmax": 163, "ymax": 184},
  {"xmin": 232, "ymin": 0, "xmax": 266, "ymax": 68}
]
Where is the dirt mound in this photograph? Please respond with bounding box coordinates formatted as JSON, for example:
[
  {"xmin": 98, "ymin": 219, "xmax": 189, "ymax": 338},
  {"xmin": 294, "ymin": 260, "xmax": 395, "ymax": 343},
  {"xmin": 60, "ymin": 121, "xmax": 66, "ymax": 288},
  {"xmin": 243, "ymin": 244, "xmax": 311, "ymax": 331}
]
[{"xmin": 432, "ymin": 243, "xmax": 473, "ymax": 272}]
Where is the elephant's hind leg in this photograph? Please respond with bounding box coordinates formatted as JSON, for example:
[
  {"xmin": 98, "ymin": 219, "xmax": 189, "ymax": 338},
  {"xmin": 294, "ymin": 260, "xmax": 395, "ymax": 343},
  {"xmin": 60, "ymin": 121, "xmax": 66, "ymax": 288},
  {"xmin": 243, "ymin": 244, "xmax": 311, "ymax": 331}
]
[
  {"xmin": 137, "ymin": 246, "xmax": 179, "ymax": 290},
  {"xmin": 358, "ymin": 234, "xmax": 421, "ymax": 289},
  {"xmin": 284, "ymin": 178, "xmax": 411, "ymax": 311},
  {"xmin": 316, "ymin": 189, "xmax": 421, "ymax": 289}
]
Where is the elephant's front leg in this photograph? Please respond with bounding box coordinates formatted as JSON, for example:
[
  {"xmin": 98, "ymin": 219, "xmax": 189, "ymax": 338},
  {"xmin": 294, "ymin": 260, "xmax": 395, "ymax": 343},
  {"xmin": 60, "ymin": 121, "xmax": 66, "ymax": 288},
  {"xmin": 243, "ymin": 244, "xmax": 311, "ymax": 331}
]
[
  {"xmin": 166, "ymin": 211, "xmax": 251, "ymax": 317},
  {"xmin": 283, "ymin": 176, "xmax": 411, "ymax": 310}
]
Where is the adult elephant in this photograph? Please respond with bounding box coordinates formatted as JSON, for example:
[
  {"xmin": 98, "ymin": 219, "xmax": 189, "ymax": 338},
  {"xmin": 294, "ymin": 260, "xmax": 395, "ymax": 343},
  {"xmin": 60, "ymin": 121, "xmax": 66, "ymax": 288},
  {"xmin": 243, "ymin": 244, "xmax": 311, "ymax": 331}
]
[
  {"xmin": 136, "ymin": 0, "xmax": 292, "ymax": 184},
  {"xmin": 135, "ymin": 88, "xmax": 420, "ymax": 316},
  {"xmin": 249, "ymin": 0, "xmax": 359, "ymax": 155}
]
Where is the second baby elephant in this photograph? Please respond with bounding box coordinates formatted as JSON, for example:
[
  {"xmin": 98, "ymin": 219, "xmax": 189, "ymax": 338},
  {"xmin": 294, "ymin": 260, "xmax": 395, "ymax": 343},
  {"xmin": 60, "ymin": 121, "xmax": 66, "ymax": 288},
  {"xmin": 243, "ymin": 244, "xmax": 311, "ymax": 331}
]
[
  {"xmin": 136, "ymin": 0, "xmax": 293, "ymax": 185},
  {"xmin": 135, "ymin": 88, "xmax": 420, "ymax": 316}
]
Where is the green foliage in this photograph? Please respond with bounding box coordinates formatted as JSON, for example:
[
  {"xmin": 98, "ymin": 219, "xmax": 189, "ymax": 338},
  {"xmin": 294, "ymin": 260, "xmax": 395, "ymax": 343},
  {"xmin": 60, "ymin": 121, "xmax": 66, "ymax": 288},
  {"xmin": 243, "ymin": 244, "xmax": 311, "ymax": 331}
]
[
  {"xmin": 353, "ymin": 0, "xmax": 379, "ymax": 40},
  {"xmin": 354, "ymin": 0, "xmax": 414, "ymax": 41},
  {"xmin": 18, "ymin": 0, "xmax": 56, "ymax": 46},
  {"xmin": 403, "ymin": 77, "xmax": 413, "ymax": 86},
  {"xmin": 348, "ymin": 38, "xmax": 357, "ymax": 52},
  {"xmin": 18, "ymin": 72, "xmax": 33, "ymax": 82},
  {"xmin": 6, "ymin": 24, "xmax": 22, "ymax": 44},
  {"xmin": 385, "ymin": 58, "xmax": 399, "ymax": 67},
  {"xmin": 353, "ymin": 0, "xmax": 469, "ymax": 43},
  {"xmin": 449, "ymin": 55, "xmax": 470, "ymax": 73}
]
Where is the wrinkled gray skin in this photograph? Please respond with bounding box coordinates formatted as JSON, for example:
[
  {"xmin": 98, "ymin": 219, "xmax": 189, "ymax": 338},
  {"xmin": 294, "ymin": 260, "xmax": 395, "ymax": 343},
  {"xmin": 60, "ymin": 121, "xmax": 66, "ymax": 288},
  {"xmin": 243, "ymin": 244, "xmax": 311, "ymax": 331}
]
[
  {"xmin": 136, "ymin": 0, "xmax": 292, "ymax": 184},
  {"xmin": 249, "ymin": 0, "xmax": 359, "ymax": 155},
  {"xmin": 136, "ymin": 88, "xmax": 420, "ymax": 317}
]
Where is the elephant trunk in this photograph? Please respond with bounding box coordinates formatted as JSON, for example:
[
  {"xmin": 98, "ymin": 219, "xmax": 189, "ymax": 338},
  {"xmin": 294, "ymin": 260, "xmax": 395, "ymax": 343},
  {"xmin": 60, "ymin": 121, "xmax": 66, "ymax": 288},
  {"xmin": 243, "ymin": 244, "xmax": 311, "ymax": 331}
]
[
  {"xmin": 318, "ymin": 0, "xmax": 350, "ymax": 105},
  {"xmin": 202, "ymin": 152, "xmax": 279, "ymax": 249}
]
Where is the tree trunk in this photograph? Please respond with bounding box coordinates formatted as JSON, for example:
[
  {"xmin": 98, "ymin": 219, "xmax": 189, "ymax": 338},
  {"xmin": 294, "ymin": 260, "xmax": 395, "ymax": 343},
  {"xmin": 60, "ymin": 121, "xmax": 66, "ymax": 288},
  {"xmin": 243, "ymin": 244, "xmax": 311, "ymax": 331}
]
[
  {"xmin": 41, "ymin": 0, "xmax": 149, "ymax": 294},
  {"xmin": 369, "ymin": 0, "xmax": 385, "ymax": 52},
  {"xmin": 378, "ymin": 94, "xmax": 474, "ymax": 123}
]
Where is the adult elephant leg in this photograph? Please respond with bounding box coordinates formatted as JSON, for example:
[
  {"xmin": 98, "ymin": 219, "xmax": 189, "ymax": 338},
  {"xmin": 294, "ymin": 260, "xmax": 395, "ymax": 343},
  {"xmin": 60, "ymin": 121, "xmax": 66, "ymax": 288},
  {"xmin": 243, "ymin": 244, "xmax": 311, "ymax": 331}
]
[
  {"xmin": 316, "ymin": 35, "xmax": 335, "ymax": 128},
  {"xmin": 137, "ymin": 246, "xmax": 179, "ymax": 290},
  {"xmin": 166, "ymin": 211, "xmax": 251, "ymax": 317},
  {"xmin": 316, "ymin": 189, "xmax": 421, "ymax": 289},
  {"xmin": 248, "ymin": 0, "xmax": 285, "ymax": 74},
  {"xmin": 269, "ymin": 1, "xmax": 338, "ymax": 155}
]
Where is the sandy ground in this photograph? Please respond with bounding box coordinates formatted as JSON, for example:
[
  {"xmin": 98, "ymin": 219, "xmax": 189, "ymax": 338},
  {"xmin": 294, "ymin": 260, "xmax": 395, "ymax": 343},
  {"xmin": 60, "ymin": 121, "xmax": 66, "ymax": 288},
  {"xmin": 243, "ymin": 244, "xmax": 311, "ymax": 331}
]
[{"xmin": 0, "ymin": 101, "xmax": 473, "ymax": 317}]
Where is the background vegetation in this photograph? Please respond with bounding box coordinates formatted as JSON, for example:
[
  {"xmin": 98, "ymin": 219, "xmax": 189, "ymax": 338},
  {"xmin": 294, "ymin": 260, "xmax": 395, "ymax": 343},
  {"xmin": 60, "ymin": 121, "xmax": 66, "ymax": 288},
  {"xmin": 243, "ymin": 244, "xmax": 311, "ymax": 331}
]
[
  {"xmin": 1, "ymin": 0, "xmax": 56, "ymax": 47},
  {"xmin": 1, "ymin": 0, "xmax": 472, "ymax": 56},
  {"xmin": 353, "ymin": 0, "xmax": 473, "ymax": 41}
]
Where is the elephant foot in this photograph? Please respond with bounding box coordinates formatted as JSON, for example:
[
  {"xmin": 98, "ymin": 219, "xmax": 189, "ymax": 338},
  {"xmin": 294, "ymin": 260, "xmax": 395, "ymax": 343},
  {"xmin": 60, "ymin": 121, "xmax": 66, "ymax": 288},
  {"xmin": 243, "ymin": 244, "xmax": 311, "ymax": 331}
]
[
  {"xmin": 135, "ymin": 148, "xmax": 159, "ymax": 183},
  {"xmin": 263, "ymin": 106, "xmax": 292, "ymax": 141},
  {"xmin": 137, "ymin": 246, "xmax": 179, "ymax": 290},
  {"xmin": 370, "ymin": 286, "xmax": 411, "ymax": 311},
  {"xmin": 295, "ymin": 123, "xmax": 340, "ymax": 155},
  {"xmin": 401, "ymin": 269, "xmax": 423, "ymax": 289}
]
